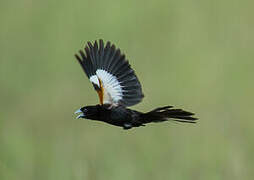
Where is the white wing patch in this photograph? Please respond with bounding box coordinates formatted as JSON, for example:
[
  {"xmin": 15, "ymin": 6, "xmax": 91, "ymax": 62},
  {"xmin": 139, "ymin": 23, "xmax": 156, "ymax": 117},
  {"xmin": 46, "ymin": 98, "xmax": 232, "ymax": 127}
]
[
  {"xmin": 89, "ymin": 75, "xmax": 100, "ymax": 86},
  {"xmin": 97, "ymin": 69, "xmax": 123, "ymax": 104},
  {"xmin": 89, "ymin": 69, "xmax": 123, "ymax": 105}
]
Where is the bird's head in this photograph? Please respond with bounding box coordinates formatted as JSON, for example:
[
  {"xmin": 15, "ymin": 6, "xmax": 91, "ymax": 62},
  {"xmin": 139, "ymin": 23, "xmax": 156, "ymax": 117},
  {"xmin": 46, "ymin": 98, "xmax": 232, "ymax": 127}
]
[{"xmin": 74, "ymin": 105, "xmax": 99, "ymax": 120}]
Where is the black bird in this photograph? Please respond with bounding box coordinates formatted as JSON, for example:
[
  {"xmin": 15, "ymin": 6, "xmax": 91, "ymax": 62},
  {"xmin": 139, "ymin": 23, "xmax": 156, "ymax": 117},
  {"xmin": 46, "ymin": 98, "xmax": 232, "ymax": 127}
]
[{"xmin": 74, "ymin": 40, "xmax": 197, "ymax": 129}]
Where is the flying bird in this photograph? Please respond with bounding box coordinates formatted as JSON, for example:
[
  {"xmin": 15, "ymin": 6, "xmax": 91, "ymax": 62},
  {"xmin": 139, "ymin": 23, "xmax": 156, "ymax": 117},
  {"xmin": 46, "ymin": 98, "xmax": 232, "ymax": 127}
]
[{"xmin": 74, "ymin": 40, "xmax": 197, "ymax": 129}]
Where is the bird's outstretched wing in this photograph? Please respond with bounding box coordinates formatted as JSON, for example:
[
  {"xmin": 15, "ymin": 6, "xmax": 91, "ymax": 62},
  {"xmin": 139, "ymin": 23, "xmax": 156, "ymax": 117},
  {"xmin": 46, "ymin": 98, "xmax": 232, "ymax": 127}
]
[{"xmin": 75, "ymin": 40, "xmax": 144, "ymax": 107}]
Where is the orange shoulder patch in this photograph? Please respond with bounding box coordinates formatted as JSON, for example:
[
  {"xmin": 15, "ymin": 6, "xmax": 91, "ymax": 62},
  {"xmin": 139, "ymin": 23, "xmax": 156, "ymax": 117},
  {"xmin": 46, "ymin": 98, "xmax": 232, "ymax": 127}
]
[{"xmin": 96, "ymin": 78, "xmax": 104, "ymax": 105}]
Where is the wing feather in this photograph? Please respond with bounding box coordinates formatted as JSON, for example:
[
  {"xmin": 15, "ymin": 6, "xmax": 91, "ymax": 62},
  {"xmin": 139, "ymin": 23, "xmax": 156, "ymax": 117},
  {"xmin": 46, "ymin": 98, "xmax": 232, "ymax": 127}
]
[{"xmin": 75, "ymin": 40, "xmax": 144, "ymax": 107}]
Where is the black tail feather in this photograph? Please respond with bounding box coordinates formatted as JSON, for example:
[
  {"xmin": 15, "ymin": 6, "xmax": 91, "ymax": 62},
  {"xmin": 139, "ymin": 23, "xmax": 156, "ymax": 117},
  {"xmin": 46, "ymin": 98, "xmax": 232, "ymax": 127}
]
[{"xmin": 141, "ymin": 106, "xmax": 198, "ymax": 124}]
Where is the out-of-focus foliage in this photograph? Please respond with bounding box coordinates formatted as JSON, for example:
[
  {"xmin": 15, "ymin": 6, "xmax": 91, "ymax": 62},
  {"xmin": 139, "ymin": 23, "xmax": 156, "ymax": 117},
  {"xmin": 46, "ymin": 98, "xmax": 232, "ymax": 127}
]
[{"xmin": 0, "ymin": 0, "xmax": 253, "ymax": 179}]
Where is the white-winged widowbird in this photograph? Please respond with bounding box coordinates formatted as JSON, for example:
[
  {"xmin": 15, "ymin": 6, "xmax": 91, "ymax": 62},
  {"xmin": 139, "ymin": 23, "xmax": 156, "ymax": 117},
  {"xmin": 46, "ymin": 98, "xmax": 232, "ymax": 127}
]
[{"xmin": 74, "ymin": 40, "xmax": 197, "ymax": 129}]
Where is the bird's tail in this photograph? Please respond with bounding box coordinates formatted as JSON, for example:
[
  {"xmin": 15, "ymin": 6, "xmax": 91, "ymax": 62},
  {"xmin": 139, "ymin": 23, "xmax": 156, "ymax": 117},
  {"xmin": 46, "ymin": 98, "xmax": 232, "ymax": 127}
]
[{"xmin": 141, "ymin": 106, "xmax": 197, "ymax": 124}]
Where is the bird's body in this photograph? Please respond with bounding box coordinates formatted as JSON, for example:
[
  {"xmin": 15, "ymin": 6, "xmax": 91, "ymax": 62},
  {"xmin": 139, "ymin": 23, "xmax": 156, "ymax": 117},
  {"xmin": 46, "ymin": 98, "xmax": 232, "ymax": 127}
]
[
  {"xmin": 77, "ymin": 104, "xmax": 196, "ymax": 129},
  {"xmin": 74, "ymin": 40, "xmax": 197, "ymax": 129},
  {"xmin": 78, "ymin": 104, "xmax": 143, "ymax": 129}
]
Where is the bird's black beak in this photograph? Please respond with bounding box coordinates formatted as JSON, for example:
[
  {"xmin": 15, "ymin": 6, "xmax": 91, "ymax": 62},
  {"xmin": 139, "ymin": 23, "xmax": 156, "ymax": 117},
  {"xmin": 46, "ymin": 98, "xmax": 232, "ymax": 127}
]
[{"xmin": 75, "ymin": 109, "xmax": 84, "ymax": 119}]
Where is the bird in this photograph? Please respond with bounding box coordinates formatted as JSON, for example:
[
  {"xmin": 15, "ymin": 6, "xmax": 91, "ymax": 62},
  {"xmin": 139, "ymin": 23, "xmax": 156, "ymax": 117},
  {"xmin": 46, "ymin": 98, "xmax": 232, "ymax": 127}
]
[{"xmin": 74, "ymin": 40, "xmax": 197, "ymax": 129}]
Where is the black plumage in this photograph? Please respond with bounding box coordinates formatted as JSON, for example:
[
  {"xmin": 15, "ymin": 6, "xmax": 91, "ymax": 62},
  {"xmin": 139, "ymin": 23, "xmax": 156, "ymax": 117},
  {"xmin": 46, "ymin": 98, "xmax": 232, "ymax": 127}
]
[{"xmin": 74, "ymin": 40, "xmax": 197, "ymax": 129}]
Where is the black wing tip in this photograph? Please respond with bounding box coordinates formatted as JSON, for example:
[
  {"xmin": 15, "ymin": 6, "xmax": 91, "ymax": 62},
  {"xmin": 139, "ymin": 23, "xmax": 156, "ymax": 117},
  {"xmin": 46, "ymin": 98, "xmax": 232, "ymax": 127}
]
[
  {"xmin": 84, "ymin": 39, "xmax": 114, "ymax": 56},
  {"xmin": 75, "ymin": 51, "xmax": 84, "ymax": 63},
  {"xmin": 86, "ymin": 39, "xmax": 107, "ymax": 47},
  {"xmin": 77, "ymin": 39, "xmax": 123, "ymax": 69},
  {"xmin": 74, "ymin": 53, "xmax": 80, "ymax": 60},
  {"xmin": 84, "ymin": 39, "xmax": 123, "ymax": 58},
  {"xmin": 87, "ymin": 41, "xmax": 93, "ymax": 47},
  {"xmin": 99, "ymin": 39, "xmax": 104, "ymax": 45}
]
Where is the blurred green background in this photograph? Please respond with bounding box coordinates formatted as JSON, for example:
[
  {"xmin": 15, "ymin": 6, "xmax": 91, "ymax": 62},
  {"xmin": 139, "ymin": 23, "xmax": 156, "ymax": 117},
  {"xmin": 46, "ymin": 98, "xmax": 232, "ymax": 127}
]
[{"xmin": 1, "ymin": 0, "xmax": 254, "ymax": 179}]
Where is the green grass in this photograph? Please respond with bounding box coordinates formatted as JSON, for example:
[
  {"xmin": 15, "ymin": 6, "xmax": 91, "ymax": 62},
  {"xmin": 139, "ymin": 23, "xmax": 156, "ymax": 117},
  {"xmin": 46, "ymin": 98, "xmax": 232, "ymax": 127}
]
[{"xmin": 1, "ymin": 0, "xmax": 254, "ymax": 179}]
